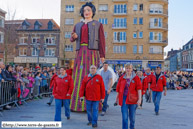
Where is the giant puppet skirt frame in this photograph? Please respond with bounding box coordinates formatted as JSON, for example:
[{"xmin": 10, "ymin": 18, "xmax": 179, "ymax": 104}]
[{"xmin": 70, "ymin": 45, "xmax": 102, "ymax": 111}]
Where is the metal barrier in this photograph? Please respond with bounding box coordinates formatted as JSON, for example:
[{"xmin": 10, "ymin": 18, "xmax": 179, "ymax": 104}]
[
  {"xmin": 0, "ymin": 81, "xmax": 18, "ymax": 116},
  {"xmin": 0, "ymin": 78, "xmax": 52, "ymax": 117}
]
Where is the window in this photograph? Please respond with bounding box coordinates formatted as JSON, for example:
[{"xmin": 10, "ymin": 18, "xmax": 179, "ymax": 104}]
[
  {"xmin": 150, "ymin": 18, "xmax": 163, "ymax": 28},
  {"xmin": 22, "ymin": 25, "xmax": 27, "ymax": 29},
  {"xmin": 19, "ymin": 48, "xmax": 27, "ymax": 56},
  {"xmin": 65, "ymin": 19, "xmax": 74, "ymax": 25},
  {"xmin": 133, "ymin": 32, "xmax": 137, "ymax": 38},
  {"xmin": 149, "ymin": 46, "xmax": 162, "ymax": 54},
  {"xmin": 133, "ymin": 17, "xmax": 137, "ymax": 24},
  {"xmin": 114, "ymin": 4, "xmax": 127, "ymax": 14},
  {"xmin": 139, "ymin": 45, "xmax": 143, "ymax": 53},
  {"xmin": 139, "ymin": 18, "xmax": 143, "ymax": 24},
  {"xmin": 32, "ymin": 48, "xmax": 38, "ymax": 56},
  {"xmin": 0, "ymin": 18, "xmax": 4, "ymax": 28},
  {"xmin": 114, "ymin": 32, "xmax": 126, "ymax": 42},
  {"xmin": 65, "ymin": 5, "xmax": 74, "ymax": 12},
  {"xmin": 48, "ymin": 24, "xmax": 53, "ymax": 30},
  {"xmin": 133, "ymin": 4, "xmax": 138, "ymax": 11},
  {"xmin": 113, "ymin": 18, "xmax": 127, "ymax": 28},
  {"xmin": 65, "ymin": 32, "xmax": 71, "ymax": 39},
  {"xmin": 113, "ymin": 46, "xmax": 126, "ymax": 53},
  {"xmin": 133, "ymin": 45, "xmax": 137, "ymax": 54},
  {"xmin": 34, "ymin": 25, "xmax": 40, "ymax": 30},
  {"xmin": 32, "ymin": 37, "xmax": 40, "ymax": 43},
  {"xmin": 65, "ymin": 45, "xmax": 73, "ymax": 52},
  {"xmin": 45, "ymin": 48, "xmax": 55, "ymax": 56},
  {"xmin": 0, "ymin": 33, "xmax": 4, "ymax": 43},
  {"xmin": 99, "ymin": 18, "xmax": 108, "ymax": 24},
  {"xmin": 45, "ymin": 37, "xmax": 55, "ymax": 44},
  {"xmin": 149, "ymin": 32, "xmax": 162, "ymax": 42},
  {"xmin": 139, "ymin": 4, "xmax": 143, "ymax": 11},
  {"xmin": 139, "ymin": 32, "xmax": 143, "ymax": 38},
  {"xmin": 149, "ymin": 4, "xmax": 163, "ymax": 14},
  {"xmin": 99, "ymin": 4, "xmax": 108, "ymax": 11},
  {"xmin": 104, "ymin": 32, "xmax": 107, "ymax": 39},
  {"xmin": 19, "ymin": 37, "xmax": 28, "ymax": 44}
]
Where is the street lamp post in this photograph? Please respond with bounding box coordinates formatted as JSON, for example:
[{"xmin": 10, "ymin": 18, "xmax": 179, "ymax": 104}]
[
  {"xmin": 33, "ymin": 43, "xmax": 47, "ymax": 67},
  {"xmin": 33, "ymin": 43, "xmax": 39, "ymax": 65}
]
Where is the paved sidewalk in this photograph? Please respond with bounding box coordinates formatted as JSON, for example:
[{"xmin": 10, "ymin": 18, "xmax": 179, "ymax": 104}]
[{"xmin": 0, "ymin": 90, "xmax": 193, "ymax": 129}]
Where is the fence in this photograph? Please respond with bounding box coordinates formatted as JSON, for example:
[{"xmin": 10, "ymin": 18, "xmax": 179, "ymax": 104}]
[{"xmin": 0, "ymin": 79, "xmax": 51, "ymax": 117}]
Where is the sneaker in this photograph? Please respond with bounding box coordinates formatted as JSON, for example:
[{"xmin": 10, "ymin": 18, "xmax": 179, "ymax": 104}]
[
  {"xmin": 4, "ymin": 105, "xmax": 11, "ymax": 110},
  {"xmin": 101, "ymin": 111, "xmax": 105, "ymax": 116},
  {"xmin": 38, "ymin": 96, "xmax": 43, "ymax": 99},
  {"xmin": 92, "ymin": 124, "xmax": 97, "ymax": 128},
  {"xmin": 34, "ymin": 97, "xmax": 38, "ymax": 100},
  {"xmin": 87, "ymin": 122, "xmax": 92, "ymax": 126},
  {"xmin": 155, "ymin": 112, "xmax": 159, "ymax": 116},
  {"xmin": 47, "ymin": 102, "xmax": 51, "ymax": 106},
  {"xmin": 67, "ymin": 117, "xmax": 70, "ymax": 120}
]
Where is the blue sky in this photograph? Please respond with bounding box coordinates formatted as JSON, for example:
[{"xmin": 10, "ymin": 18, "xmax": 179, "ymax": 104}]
[{"xmin": 0, "ymin": 0, "xmax": 193, "ymax": 54}]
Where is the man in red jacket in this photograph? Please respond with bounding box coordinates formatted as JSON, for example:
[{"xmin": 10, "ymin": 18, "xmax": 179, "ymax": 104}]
[
  {"xmin": 80, "ymin": 65, "xmax": 105, "ymax": 128},
  {"xmin": 137, "ymin": 70, "xmax": 148, "ymax": 109},
  {"xmin": 47, "ymin": 68, "xmax": 60, "ymax": 106},
  {"xmin": 149, "ymin": 66, "xmax": 167, "ymax": 115},
  {"xmin": 53, "ymin": 67, "xmax": 74, "ymax": 121},
  {"xmin": 144, "ymin": 67, "xmax": 152, "ymax": 103}
]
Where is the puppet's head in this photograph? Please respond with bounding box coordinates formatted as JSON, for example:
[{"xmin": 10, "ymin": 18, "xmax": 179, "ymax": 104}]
[{"xmin": 80, "ymin": 2, "xmax": 96, "ymax": 19}]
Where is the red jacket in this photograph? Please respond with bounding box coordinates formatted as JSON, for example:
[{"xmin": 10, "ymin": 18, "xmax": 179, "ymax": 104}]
[
  {"xmin": 143, "ymin": 72, "xmax": 153, "ymax": 83},
  {"xmin": 149, "ymin": 73, "xmax": 166, "ymax": 92},
  {"xmin": 116, "ymin": 73, "xmax": 142, "ymax": 106},
  {"xmin": 79, "ymin": 74, "xmax": 105, "ymax": 101},
  {"xmin": 140, "ymin": 76, "xmax": 148, "ymax": 95},
  {"xmin": 53, "ymin": 74, "xmax": 74, "ymax": 99},
  {"xmin": 50, "ymin": 73, "xmax": 58, "ymax": 89}
]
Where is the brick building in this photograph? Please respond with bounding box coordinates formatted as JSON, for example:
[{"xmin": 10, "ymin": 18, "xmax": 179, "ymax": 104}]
[
  {"xmin": 14, "ymin": 19, "xmax": 60, "ymax": 68},
  {"xmin": 0, "ymin": 8, "xmax": 6, "ymax": 62}
]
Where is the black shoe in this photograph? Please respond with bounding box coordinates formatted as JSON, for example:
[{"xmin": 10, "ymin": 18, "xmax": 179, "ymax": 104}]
[
  {"xmin": 47, "ymin": 102, "xmax": 51, "ymax": 106},
  {"xmin": 67, "ymin": 117, "xmax": 70, "ymax": 120},
  {"xmin": 92, "ymin": 124, "xmax": 97, "ymax": 128},
  {"xmin": 155, "ymin": 112, "xmax": 159, "ymax": 115},
  {"xmin": 87, "ymin": 122, "xmax": 92, "ymax": 126}
]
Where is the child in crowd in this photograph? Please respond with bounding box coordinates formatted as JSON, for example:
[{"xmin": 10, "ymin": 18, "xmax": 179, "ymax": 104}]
[{"xmin": 28, "ymin": 73, "xmax": 35, "ymax": 99}]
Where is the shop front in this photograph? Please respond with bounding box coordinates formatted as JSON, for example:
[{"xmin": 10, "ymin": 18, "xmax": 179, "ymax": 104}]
[
  {"xmin": 106, "ymin": 60, "xmax": 142, "ymax": 72},
  {"xmin": 148, "ymin": 61, "xmax": 162, "ymax": 70},
  {"xmin": 14, "ymin": 56, "xmax": 58, "ymax": 68}
]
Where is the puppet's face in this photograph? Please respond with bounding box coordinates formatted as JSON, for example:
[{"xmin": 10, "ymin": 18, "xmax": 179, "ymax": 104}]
[{"xmin": 84, "ymin": 6, "xmax": 93, "ymax": 19}]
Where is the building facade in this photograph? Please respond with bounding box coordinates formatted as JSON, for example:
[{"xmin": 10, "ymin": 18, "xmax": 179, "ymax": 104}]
[
  {"xmin": 182, "ymin": 38, "xmax": 193, "ymax": 69},
  {"xmin": 14, "ymin": 19, "xmax": 60, "ymax": 68},
  {"xmin": 164, "ymin": 48, "xmax": 181, "ymax": 72},
  {"xmin": 60, "ymin": 0, "xmax": 168, "ymax": 70},
  {"xmin": 0, "ymin": 8, "xmax": 6, "ymax": 63},
  {"xmin": 4, "ymin": 20, "xmax": 23, "ymax": 64}
]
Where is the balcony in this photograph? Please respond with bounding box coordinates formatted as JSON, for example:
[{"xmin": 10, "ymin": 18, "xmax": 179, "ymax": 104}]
[
  {"xmin": 112, "ymin": 0, "xmax": 127, "ymax": 2},
  {"xmin": 79, "ymin": 0, "xmax": 93, "ymax": 2},
  {"xmin": 149, "ymin": 8, "xmax": 168, "ymax": 16},
  {"xmin": 149, "ymin": 22, "xmax": 168, "ymax": 30},
  {"xmin": 113, "ymin": 40, "xmax": 127, "ymax": 43},
  {"xmin": 18, "ymin": 43, "xmax": 28, "ymax": 46},
  {"xmin": 148, "ymin": 0, "xmax": 168, "ymax": 3},
  {"xmin": 113, "ymin": 13, "xmax": 127, "ymax": 16},
  {"xmin": 112, "ymin": 23, "xmax": 127, "ymax": 29},
  {"xmin": 149, "ymin": 37, "xmax": 168, "ymax": 45}
]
